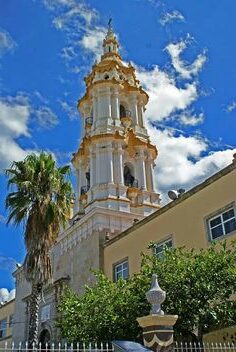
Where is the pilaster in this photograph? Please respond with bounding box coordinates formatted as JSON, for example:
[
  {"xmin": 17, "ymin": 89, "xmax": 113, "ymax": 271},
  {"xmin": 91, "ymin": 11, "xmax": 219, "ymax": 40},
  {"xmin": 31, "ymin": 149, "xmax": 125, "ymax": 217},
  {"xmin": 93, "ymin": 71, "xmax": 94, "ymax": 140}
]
[
  {"xmin": 135, "ymin": 148, "xmax": 147, "ymax": 190},
  {"xmin": 129, "ymin": 94, "xmax": 139, "ymax": 125},
  {"xmin": 111, "ymin": 88, "xmax": 120, "ymax": 126}
]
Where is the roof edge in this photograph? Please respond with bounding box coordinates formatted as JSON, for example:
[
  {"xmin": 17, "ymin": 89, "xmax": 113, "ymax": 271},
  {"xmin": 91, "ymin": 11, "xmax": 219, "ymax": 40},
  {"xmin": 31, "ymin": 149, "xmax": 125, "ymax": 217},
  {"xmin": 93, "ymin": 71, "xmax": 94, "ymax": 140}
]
[{"xmin": 104, "ymin": 161, "xmax": 236, "ymax": 247}]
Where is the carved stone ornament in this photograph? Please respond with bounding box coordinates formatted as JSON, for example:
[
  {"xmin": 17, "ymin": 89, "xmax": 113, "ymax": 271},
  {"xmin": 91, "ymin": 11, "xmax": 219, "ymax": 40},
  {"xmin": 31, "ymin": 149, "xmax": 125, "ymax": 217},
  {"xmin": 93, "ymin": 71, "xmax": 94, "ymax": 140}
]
[{"xmin": 146, "ymin": 274, "xmax": 166, "ymax": 315}]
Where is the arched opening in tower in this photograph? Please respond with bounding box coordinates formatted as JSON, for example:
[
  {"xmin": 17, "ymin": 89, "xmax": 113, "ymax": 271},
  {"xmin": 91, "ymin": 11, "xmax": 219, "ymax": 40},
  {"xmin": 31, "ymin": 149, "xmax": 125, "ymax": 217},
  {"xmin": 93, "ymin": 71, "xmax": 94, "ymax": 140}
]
[
  {"xmin": 120, "ymin": 104, "xmax": 126, "ymax": 118},
  {"xmin": 86, "ymin": 170, "xmax": 90, "ymax": 190},
  {"xmin": 124, "ymin": 164, "xmax": 135, "ymax": 187}
]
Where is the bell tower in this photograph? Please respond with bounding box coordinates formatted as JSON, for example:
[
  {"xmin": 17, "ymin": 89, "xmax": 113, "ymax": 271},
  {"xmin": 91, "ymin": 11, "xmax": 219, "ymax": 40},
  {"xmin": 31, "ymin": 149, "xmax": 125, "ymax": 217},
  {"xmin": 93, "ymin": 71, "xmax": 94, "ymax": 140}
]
[
  {"xmin": 72, "ymin": 22, "xmax": 160, "ymax": 235},
  {"xmin": 11, "ymin": 22, "xmax": 162, "ymax": 346}
]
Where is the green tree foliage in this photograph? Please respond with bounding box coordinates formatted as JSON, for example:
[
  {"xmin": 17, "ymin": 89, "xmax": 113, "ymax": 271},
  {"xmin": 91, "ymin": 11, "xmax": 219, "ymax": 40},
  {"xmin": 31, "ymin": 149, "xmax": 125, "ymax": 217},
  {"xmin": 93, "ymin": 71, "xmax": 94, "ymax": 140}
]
[
  {"xmin": 5, "ymin": 152, "xmax": 73, "ymax": 345},
  {"xmin": 57, "ymin": 242, "xmax": 236, "ymax": 343}
]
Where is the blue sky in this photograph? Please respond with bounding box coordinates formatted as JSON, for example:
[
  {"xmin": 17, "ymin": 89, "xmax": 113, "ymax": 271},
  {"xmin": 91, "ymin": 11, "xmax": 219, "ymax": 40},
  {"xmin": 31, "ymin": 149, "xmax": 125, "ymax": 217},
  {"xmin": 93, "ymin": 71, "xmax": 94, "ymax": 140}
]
[{"xmin": 0, "ymin": 0, "xmax": 236, "ymax": 294}]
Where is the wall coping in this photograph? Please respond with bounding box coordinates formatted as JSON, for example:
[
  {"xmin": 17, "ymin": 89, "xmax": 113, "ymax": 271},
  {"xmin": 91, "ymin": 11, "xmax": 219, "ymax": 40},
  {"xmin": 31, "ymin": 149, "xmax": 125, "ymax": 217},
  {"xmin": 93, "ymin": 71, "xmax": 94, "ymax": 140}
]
[{"xmin": 104, "ymin": 162, "xmax": 236, "ymax": 247}]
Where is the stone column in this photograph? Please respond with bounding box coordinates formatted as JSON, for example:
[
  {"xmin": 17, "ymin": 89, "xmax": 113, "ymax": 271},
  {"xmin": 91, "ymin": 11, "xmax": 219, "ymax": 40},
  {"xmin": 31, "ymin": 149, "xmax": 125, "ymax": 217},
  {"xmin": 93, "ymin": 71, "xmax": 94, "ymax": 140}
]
[
  {"xmin": 92, "ymin": 93, "xmax": 97, "ymax": 122},
  {"xmin": 138, "ymin": 103, "xmax": 144, "ymax": 127},
  {"xmin": 112, "ymin": 88, "xmax": 120, "ymax": 126},
  {"xmin": 106, "ymin": 144, "xmax": 114, "ymax": 183},
  {"xmin": 145, "ymin": 157, "xmax": 155, "ymax": 192},
  {"xmin": 135, "ymin": 148, "xmax": 147, "ymax": 190},
  {"xmin": 97, "ymin": 87, "xmax": 112, "ymax": 126},
  {"xmin": 80, "ymin": 164, "xmax": 87, "ymax": 190},
  {"xmin": 137, "ymin": 274, "xmax": 178, "ymax": 352},
  {"xmin": 92, "ymin": 148, "xmax": 96, "ymax": 186},
  {"xmin": 96, "ymin": 144, "xmax": 101, "ymax": 184},
  {"xmin": 130, "ymin": 94, "xmax": 139, "ymax": 125},
  {"xmin": 114, "ymin": 143, "xmax": 124, "ymax": 185},
  {"xmin": 89, "ymin": 146, "xmax": 96, "ymax": 188},
  {"xmin": 74, "ymin": 168, "xmax": 80, "ymax": 212}
]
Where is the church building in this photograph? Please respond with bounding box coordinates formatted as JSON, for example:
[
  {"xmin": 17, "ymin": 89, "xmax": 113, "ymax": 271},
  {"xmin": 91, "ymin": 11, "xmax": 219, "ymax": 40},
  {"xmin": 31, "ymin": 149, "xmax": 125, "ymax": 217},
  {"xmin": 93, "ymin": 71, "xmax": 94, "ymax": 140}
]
[
  {"xmin": 11, "ymin": 23, "xmax": 236, "ymax": 345},
  {"xmin": 12, "ymin": 23, "xmax": 161, "ymax": 344}
]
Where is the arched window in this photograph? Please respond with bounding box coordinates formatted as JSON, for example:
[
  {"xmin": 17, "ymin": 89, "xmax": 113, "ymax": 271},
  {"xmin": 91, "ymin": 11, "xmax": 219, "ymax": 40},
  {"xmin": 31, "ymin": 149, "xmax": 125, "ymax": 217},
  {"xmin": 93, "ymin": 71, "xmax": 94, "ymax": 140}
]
[
  {"xmin": 124, "ymin": 165, "xmax": 135, "ymax": 187},
  {"xmin": 120, "ymin": 104, "xmax": 126, "ymax": 118}
]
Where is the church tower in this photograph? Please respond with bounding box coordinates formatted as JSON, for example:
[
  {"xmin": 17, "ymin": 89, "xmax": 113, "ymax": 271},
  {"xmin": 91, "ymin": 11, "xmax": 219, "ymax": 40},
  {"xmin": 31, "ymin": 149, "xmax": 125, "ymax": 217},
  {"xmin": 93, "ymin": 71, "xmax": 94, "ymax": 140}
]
[
  {"xmin": 11, "ymin": 24, "xmax": 161, "ymax": 344},
  {"xmin": 72, "ymin": 22, "xmax": 160, "ymax": 234}
]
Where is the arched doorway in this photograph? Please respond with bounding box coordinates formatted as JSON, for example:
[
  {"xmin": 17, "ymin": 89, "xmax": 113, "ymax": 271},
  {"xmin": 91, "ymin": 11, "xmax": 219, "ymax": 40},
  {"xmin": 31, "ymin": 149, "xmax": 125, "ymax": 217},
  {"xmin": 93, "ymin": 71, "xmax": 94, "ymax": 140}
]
[{"xmin": 39, "ymin": 329, "xmax": 51, "ymax": 349}]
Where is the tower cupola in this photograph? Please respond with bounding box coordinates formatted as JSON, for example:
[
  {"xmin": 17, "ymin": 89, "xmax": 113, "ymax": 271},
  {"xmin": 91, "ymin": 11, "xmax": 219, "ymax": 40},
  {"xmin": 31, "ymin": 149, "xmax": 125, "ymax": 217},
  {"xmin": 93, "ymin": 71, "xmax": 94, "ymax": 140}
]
[
  {"xmin": 72, "ymin": 22, "xmax": 160, "ymax": 226},
  {"xmin": 102, "ymin": 19, "xmax": 119, "ymax": 56}
]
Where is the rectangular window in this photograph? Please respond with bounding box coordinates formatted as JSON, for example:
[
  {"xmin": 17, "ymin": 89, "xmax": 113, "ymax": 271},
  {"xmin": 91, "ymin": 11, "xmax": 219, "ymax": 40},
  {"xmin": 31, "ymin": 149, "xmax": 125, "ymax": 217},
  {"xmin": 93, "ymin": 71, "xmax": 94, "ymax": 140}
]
[
  {"xmin": 0, "ymin": 318, "xmax": 7, "ymax": 339},
  {"xmin": 154, "ymin": 238, "xmax": 173, "ymax": 258},
  {"xmin": 40, "ymin": 304, "xmax": 50, "ymax": 322},
  {"xmin": 208, "ymin": 207, "xmax": 236, "ymax": 240},
  {"xmin": 113, "ymin": 259, "xmax": 129, "ymax": 282}
]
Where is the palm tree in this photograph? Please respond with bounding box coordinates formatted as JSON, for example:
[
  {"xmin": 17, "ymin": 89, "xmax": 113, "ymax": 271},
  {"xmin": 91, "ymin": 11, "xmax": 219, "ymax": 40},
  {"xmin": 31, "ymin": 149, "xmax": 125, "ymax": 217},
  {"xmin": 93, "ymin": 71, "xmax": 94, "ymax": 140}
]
[{"xmin": 5, "ymin": 152, "xmax": 73, "ymax": 346}]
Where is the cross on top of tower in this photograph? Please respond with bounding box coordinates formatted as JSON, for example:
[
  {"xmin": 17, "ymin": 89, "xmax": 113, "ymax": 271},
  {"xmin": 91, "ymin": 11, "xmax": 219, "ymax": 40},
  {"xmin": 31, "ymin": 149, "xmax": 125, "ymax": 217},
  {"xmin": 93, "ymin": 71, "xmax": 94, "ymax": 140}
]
[
  {"xmin": 108, "ymin": 18, "xmax": 112, "ymax": 29},
  {"xmin": 103, "ymin": 19, "xmax": 119, "ymax": 56}
]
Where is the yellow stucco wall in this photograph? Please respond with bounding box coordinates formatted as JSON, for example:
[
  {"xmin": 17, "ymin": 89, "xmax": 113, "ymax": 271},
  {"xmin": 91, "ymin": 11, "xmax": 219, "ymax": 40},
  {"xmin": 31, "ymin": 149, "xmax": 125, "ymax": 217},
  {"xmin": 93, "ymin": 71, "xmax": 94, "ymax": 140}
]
[
  {"xmin": 0, "ymin": 299, "xmax": 15, "ymax": 347},
  {"xmin": 203, "ymin": 326, "xmax": 236, "ymax": 344},
  {"xmin": 104, "ymin": 166, "xmax": 236, "ymax": 280}
]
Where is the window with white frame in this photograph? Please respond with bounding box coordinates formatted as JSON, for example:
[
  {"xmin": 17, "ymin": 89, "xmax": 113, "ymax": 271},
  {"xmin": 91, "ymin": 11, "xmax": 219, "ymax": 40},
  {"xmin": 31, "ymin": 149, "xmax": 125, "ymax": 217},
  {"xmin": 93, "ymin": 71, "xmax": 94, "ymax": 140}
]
[
  {"xmin": 154, "ymin": 238, "xmax": 173, "ymax": 258},
  {"xmin": 0, "ymin": 318, "xmax": 7, "ymax": 339},
  {"xmin": 208, "ymin": 207, "xmax": 236, "ymax": 240},
  {"xmin": 113, "ymin": 259, "xmax": 129, "ymax": 282},
  {"xmin": 40, "ymin": 304, "xmax": 50, "ymax": 322}
]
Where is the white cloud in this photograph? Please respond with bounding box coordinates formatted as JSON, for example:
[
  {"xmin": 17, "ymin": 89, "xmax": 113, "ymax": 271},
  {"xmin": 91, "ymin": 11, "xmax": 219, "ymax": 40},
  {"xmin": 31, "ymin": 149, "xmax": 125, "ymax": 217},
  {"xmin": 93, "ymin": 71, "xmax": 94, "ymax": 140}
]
[
  {"xmin": 0, "ymin": 288, "xmax": 15, "ymax": 303},
  {"xmin": 42, "ymin": 0, "xmax": 106, "ymax": 67},
  {"xmin": 135, "ymin": 61, "xmax": 234, "ymax": 197},
  {"xmin": 178, "ymin": 110, "xmax": 204, "ymax": 126},
  {"xmin": 60, "ymin": 46, "xmax": 77, "ymax": 61},
  {"xmin": 0, "ymin": 94, "xmax": 58, "ymax": 170},
  {"xmin": 34, "ymin": 91, "xmax": 49, "ymax": 104},
  {"xmin": 160, "ymin": 10, "xmax": 185, "ymax": 26},
  {"xmin": 0, "ymin": 97, "xmax": 31, "ymax": 169},
  {"xmin": 226, "ymin": 101, "xmax": 236, "ymax": 113},
  {"xmin": 0, "ymin": 255, "xmax": 17, "ymax": 271},
  {"xmin": 0, "ymin": 29, "xmax": 16, "ymax": 57},
  {"xmin": 147, "ymin": 124, "xmax": 236, "ymax": 195},
  {"xmin": 0, "ymin": 214, "xmax": 6, "ymax": 223},
  {"xmin": 166, "ymin": 37, "xmax": 207, "ymax": 79},
  {"xmin": 136, "ymin": 65, "xmax": 198, "ymax": 121},
  {"xmin": 80, "ymin": 27, "xmax": 106, "ymax": 59},
  {"xmin": 0, "ymin": 100, "xmax": 30, "ymax": 137},
  {"xmin": 60, "ymin": 100, "xmax": 78, "ymax": 120},
  {"xmin": 35, "ymin": 106, "xmax": 59, "ymax": 129}
]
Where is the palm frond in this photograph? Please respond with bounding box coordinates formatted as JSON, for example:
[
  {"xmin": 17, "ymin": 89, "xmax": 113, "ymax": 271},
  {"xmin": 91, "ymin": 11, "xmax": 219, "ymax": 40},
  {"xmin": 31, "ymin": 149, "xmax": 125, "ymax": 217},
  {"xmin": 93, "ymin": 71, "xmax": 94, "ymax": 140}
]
[{"xmin": 5, "ymin": 151, "xmax": 73, "ymax": 283}]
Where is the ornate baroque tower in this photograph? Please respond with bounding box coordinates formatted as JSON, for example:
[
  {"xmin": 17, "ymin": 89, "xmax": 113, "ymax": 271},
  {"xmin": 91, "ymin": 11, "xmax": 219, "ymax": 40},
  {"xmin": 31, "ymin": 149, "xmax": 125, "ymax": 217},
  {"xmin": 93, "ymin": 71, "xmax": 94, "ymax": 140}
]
[
  {"xmin": 72, "ymin": 23, "xmax": 160, "ymax": 234},
  {"xmin": 11, "ymin": 24, "xmax": 161, "ymax": 344}
]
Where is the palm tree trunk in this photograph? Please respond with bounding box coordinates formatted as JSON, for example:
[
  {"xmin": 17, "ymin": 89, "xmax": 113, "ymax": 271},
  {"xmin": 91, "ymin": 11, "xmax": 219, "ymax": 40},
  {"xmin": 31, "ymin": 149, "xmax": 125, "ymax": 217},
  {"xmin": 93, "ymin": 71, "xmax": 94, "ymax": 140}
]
[{"xmin": 28, "ymin": 282, "xmax": 43, "ymax": 347}]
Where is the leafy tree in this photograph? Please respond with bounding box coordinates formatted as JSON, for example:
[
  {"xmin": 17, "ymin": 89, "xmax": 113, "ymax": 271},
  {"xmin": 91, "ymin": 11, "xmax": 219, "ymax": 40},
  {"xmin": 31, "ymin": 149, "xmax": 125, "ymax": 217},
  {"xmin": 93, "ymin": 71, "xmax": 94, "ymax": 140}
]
[
  {"xmin": 57, "ymin": 272, "xmax": 147, "ymax": 343},
  {"xmin": 57, "ymin": 242, "xmax": 236, "ymax": 343},
  {"xmin": 5, "ymin": 152, "xmax": 73, "ymax": 346}
]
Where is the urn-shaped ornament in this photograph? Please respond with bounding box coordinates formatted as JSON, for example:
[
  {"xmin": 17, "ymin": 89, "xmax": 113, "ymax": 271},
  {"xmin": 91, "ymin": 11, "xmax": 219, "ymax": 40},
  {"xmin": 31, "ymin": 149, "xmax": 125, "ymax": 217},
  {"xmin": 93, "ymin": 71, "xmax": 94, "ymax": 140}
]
[{"xmin": 146, "ymin": 274, "xmax": 166, "ymax": 315}]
